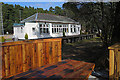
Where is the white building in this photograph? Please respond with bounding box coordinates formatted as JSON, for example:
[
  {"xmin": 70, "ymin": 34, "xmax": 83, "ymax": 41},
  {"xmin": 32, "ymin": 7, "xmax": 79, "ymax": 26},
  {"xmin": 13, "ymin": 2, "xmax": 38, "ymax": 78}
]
[{"xmin": 13, "ymin": 13, "xmax": 81, "ymax": 39}]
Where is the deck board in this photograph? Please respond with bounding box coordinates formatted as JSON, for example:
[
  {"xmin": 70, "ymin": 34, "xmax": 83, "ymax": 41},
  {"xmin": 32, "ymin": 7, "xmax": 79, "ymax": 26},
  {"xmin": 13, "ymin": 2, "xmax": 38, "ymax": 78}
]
[{"xmin": 4, "ymin": 59, "xmax": 95, "ymax": 80}]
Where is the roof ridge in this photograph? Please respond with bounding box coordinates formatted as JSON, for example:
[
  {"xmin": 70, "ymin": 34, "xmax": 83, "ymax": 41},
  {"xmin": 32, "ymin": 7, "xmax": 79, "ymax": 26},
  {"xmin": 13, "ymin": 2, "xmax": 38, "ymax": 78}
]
[
  {"xmin": 20, "ymin": 13, "xmax": 78, "ymax": 24},
  {"xmin": 21, "ymin": 13, "xmax": 36, "ymax": 23},
  {"xmin": 35, "ymin": 13, "xmax": 38, "ymax": 20},
  {"xmin": 38, "ymin": 13, "xmax": 67, "ymax": 17}
]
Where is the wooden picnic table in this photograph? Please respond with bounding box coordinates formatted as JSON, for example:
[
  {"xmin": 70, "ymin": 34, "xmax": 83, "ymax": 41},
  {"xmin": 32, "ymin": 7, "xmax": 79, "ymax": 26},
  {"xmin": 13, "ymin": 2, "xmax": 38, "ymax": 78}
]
[{"xmin": 4, "ymin": 59, "xmax": 95, "ymax": 80}]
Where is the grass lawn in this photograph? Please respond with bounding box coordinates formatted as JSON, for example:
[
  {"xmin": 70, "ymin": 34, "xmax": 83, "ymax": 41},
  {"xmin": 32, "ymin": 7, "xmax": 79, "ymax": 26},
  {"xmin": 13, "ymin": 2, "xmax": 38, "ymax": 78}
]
[{"xmin": 62, "ymin": 37, "xmax": 109, "ymax": 71}]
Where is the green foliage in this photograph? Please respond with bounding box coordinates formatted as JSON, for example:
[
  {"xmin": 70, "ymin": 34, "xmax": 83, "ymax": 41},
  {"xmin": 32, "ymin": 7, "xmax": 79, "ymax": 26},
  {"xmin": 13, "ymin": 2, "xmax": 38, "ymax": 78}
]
[
  {"xmin": 25, "ymin": 33, "xmax": 28, "ymax": 39},
  {"xmin": 63, "ymin": 31, "xmax": 66, "ymax": 37},
  {"xmin": 63, "ymin": 2, "xmax": 117, "ymax": 47},
  {"xmin": 2, "ymin": 3, "xmax": 66, "ymax": 34},
  {"xmin": 1, "ymin": 36, "xmax": 5, "ymax": 42}
]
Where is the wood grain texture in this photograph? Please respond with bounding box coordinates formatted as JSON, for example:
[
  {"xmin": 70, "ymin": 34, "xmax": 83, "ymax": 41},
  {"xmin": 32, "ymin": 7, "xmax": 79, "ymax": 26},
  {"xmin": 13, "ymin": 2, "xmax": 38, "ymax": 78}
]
[
  {"xmin": 1, "ymin": 38, "xmax": 62, "ymax": 78},
  {"xmin": 109, "ymin": 44, "xmax": 120, "ymax": 80},
  {"xmin": 5, "ymin": 59, "xmax": 95, "ymax": 79}
]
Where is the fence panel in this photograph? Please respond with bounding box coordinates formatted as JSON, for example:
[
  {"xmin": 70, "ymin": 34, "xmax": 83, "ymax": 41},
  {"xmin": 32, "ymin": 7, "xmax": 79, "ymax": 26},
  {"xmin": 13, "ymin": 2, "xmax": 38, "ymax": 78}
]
[{"xmin": 1, "ymin": 38, "xmax": 62, "ymax": 78}]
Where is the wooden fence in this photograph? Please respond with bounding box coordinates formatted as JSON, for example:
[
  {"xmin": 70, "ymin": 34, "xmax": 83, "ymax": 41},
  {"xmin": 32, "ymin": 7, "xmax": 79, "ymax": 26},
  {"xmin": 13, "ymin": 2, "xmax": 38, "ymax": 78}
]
[
  {"xmin": 62, "ymin": 34, "xmax": 94, "ymax": 44},
  {"xmin": 108, "ymin": 43, "xmax": 120, "ymax": 80},
  {"xmin": 0, "ymin": 38, "xmax": 62, "ymax": 78}
]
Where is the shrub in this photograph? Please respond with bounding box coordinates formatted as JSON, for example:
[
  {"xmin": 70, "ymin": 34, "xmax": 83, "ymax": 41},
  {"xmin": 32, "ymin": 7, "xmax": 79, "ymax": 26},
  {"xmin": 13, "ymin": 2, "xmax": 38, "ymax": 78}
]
[
  {"xmin": 25, "ymin": 33, "xmax": 28, "ymax": 39},
  {"xmin": 63, "ymin": 31, "xmax": 66, "ymax": 37},
  {"xmin": 1, "ymin": 36, "xmax": 5, "ymax": 42}
]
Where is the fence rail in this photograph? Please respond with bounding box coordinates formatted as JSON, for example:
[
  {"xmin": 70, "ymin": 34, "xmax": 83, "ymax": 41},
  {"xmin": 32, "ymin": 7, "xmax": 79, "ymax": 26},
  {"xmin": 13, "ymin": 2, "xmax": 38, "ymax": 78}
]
[
  {"xmin": 0, "ymin": 38, "xmax": 62, "ymax": 78},
  {"xmin": 108, "ymin": 43, "xmax": 120, "ymax": 80},
  {"xmin": 62, "ymin": 34, "xmax": 94, "ymax": 44}
]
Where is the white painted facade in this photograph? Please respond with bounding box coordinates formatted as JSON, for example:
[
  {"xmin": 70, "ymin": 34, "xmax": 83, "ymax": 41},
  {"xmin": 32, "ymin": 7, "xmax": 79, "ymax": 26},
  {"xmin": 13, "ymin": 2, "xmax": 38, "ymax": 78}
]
[{"xmin": 13, "ymin": 22, "xmax": 81, "ymax": 39}]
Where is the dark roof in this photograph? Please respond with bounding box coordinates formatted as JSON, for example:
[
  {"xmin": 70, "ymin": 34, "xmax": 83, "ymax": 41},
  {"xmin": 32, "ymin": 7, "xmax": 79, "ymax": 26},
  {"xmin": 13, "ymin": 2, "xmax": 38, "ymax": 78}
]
[{"xmin": 21, "ymin": 13, "xmax": 78, "ymax": 24}]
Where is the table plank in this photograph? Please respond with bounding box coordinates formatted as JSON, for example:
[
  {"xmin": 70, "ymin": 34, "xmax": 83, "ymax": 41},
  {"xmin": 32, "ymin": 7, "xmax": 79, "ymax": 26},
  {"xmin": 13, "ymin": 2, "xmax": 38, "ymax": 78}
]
[{"xmin": 4, "ymin": 59, "xmax": 95, "ymax": 80}]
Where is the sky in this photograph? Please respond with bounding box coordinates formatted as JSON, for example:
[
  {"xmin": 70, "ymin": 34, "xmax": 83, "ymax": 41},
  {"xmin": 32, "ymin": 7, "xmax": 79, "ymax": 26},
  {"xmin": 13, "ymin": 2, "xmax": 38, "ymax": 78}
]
[
  {"xmin": 3, "ymin": 2, "xmax": 65, "ymax": 10},
  {"xmin": 1, "ymin": 0, "xmax": 118, "ymax": 10}
]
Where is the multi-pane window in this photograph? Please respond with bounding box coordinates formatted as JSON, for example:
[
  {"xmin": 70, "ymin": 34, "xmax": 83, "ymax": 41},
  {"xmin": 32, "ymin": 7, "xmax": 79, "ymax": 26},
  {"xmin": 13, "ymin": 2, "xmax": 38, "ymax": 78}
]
[
  {"xmin": 39, "ymin": 23, "xmax": 49, "ymax": 33},
  {"xmin": 71, "ymin": 25, "xmax": 76, "ymax": 33},
  {"xmin": 52, "ymin": 24, "xmax": 68, "ymax": 33}
]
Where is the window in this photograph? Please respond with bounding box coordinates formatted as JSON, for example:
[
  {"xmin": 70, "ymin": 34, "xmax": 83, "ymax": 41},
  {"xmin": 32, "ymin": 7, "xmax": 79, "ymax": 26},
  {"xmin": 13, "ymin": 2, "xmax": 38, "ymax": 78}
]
[
  {"xmin": 71, "ymin": 28, "xmax": 72, "ymax": 32},
  {"xmin": 78, "ymin": 27, "xmax": 80, "ymax": 31},
  {"xmin": 52, "ymin": 24, "xmax": 68, "ymax": 33},
  {"xmin": 63, "ymin": 28, "xmax": 65, "ymax": 32},
  {"xmin": 43, "ymin": 28, "xmax": 45, "ymax": 33},
  {"xmin": 65, "ymin": 28, "xmax": 66, "ymax": 32},
  {"xmin": 32, "ymin": 28, "xmax": 35, "ymax": 31},
  {"xmin": 67, "ymin": 28, "xmax": 68, "ymax": 32},
  {"xmin": 46, "ymin": 24, "xmax": 49, "ymax": 27},
  {"xmin": 21, "ymin": 27, "xmax": 23, "ymax": 33},
  {"xmin": 52, "ymin": 28, "xmax": 53, "ymax": 33},
  {"xmin": 17, "ymin": 28, "xmax": 20, "ymax": 33},
  {"xmin": 39, "ymin": 24, "xmax": 42, "ymax": 27},
  {"xmin": 59, "ymin": 25, "xmax": 62, "ymax": 27},
  {"xmin": 74, "ymin": 28, "xmax": 76, "ymax": 32},
  {"xmin": 74, "ymin": 25, "xmax": 76, "ymax": 33},
  {"xmin": 39, "ymin": 23, "xmax": 49, "ymax": 34},
  {"xmin": 57, "ymin": 28, "xmax": 58, "ymax": 32},
  {"xmin": 40, "ymin": 28, "xmax": 42, "ymax": 34},
  {"xmin": 32, "ymin": 28, "xmax": 36, "ymax": 35},
  {"xmin": 46, "ymin": 28, "xmax": 49, "ymax": 33}
]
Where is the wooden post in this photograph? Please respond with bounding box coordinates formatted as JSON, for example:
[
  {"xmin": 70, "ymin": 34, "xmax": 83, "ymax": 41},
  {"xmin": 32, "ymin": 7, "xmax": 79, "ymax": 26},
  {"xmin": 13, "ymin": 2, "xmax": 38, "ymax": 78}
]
[
  {"xmin": 109, "ymin": 49, "xmax": 115, "ymax": 80},
  {"xmin": 109, "ymin": 44, "xmax": 120, "ymax": 80}
]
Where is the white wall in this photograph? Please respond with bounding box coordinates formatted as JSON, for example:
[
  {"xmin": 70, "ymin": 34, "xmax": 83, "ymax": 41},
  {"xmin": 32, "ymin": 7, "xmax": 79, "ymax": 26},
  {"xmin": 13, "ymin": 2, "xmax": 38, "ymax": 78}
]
[
  {"xmin": 13, "ymin": 26, "xmax": 24, "ymax": 39},
  {"xmin": 24, "ymin": 22, "xmax": 38, "ymax": 39},
  {"xmin": 24, "ymin": 22, "xmax": 51, "ymax": 39},
  {"xmin": 14, "ymin": 22, "xmax": 81, "ymax": 39}
]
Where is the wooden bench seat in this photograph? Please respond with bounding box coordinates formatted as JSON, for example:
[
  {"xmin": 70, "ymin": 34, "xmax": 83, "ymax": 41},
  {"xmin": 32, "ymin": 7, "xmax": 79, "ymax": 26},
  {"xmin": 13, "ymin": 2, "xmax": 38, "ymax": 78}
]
[{"xmin": 3, "ymin": 59, "xmax": 95, "ymax": 80}]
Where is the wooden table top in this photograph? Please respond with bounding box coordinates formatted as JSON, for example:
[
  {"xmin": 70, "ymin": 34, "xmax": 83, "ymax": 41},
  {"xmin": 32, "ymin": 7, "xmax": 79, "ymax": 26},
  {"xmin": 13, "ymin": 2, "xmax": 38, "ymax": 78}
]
[{"xmin": 6, "ymin": 59, "xmax": 95, "ymax": 80}]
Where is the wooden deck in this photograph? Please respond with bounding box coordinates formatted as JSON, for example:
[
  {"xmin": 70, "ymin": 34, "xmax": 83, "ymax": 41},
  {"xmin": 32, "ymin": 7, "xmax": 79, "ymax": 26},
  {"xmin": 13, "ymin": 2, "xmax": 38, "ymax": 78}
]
[{"xmin": 4, "ymin": 59, "xmax": 95, "ymax": 80}]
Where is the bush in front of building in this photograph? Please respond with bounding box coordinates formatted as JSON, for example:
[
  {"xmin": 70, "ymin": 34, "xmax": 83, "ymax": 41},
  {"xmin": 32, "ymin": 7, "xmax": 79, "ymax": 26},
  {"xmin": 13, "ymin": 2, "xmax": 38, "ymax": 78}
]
[
  {"xmin": 25, "ymin": 33, "xmax": 28, "ymax": 39},
  {"xmin": 1, "ymin": 36, "xmax": 5, "ymax": 42},
  {"xmin": 63, "ymin": 31, "xmax": 66, "ymax": 37}
]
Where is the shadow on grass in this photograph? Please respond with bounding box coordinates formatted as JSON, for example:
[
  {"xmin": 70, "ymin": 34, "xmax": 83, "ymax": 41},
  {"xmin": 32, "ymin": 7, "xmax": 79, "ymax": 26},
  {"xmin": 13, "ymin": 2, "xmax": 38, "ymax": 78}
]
[{"xmin": 62, "ymin": 38, "xmax": 109, "ymax": 71}]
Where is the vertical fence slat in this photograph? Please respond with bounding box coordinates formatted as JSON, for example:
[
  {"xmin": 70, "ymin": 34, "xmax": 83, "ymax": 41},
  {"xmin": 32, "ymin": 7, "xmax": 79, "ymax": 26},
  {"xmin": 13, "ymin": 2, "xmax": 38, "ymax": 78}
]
[
  {"xmin": 32, "ymin": 43, "xmax": 35, "ymax": 69},
  {"xmin": 2, "ymin": 47, "xmax": 5, "ymax": 78},
  {"xmin": 19, "ymin": 45, "xmax": 23, "ymax": 72},
  {"xmin": 22, "ymin": 44, "xmax": 26, "ymax": 72},
  {"xmin": 4, "ymin": 47, "xmax": 9, "ymax": 76},
  {"xmin": 30, "ymin": 43, "xmax": 34, "ymax": 69},
  {"xmin": 58, "ymin": 41, "xmax": 61, "ymax": 61},
  {"xmin": 118, "ymin": 49, "xmax": 120, "ymax": 77},
  {"xmin": 49, "ymin": 42, "xmax": 52, "ymax": 64},
  {"xmin": 37, "ymin": 43, "xmax": 42, "ymax": 67},
  {"xmin": 109, "ymin": 49, "xmax": 114, "ymax": 79},
  {"xmin": 55, "ymin": 42, "xmax": 58, "ymax": 63},
  {"xmin": 52, "ymin": 42, "xmax": 55, "ymax": 63},
  {"xmin": 116, "ymin": 48, "xmax": 120, "ymax": 79},
  {"xmin": 46, "ymin": 42, "xmax": 49, "ymax": 64}
]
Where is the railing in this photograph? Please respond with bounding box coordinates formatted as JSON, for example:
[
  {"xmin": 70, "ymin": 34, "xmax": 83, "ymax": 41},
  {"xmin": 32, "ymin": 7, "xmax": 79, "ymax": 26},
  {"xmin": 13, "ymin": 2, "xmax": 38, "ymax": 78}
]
[
  {"xmin": 108, "ymin": 43, "xmax": 120, "ymax": 80},
  {"xmin": 62, "ymin": 34, "xmax": 94, "ymax": 44},
  {"xmin": 0, "ymin": 38, "xmax": 62, "ymax": 78}
]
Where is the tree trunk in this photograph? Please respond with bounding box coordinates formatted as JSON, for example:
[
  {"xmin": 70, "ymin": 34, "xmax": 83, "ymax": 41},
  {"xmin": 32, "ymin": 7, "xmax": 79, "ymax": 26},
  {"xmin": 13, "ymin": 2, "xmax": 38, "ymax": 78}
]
[{"xmin": 112, "ymin": 2, "xmax": 120, "ymax": 44}]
